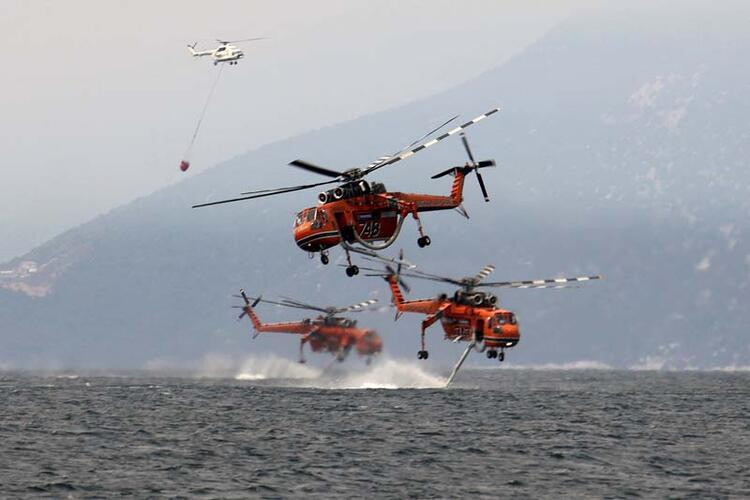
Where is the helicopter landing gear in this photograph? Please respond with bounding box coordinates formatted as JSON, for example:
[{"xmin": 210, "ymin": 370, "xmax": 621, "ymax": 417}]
[
  {"xmin": 487, "ymin": 350, "xmax": 497, "ymax": 359},
  {"xmin": 320, "ymin": 251, "xmax": 329, "ymax": 265},
  {"xmin": 498, "ymin": 350, "xmax": 505, "ymax": 362},
  {"xmin": 417, "ymin": 350, "xmax": 429, "ymax": 360},
  {"xmin": 410, "ymin": 210, "xmax": 431, "ymax": 248},
  {"xmin": 343, "ymin": 246, "xmax": 359, "ymax": 277},
  {"xmin": 299, "ymin": 338, "xmax": 307, "ymax": 364}
]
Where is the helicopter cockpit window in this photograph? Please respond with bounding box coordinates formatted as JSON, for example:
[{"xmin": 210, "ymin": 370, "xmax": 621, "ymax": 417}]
[
  {"xmin": 294, "ymin": 211, "xmax": 305, "ymax": 227},
  {"xmin": 494, "ymin": 313, "xmax": 516, "ymax": 327},
  {"xmin": 216, "ymin": 46, "xmax": 226, "ymax": 52},
  {"xmin": 306, "ymin": 210, "xmax": 315, "ymax": 222},
  {"xmin": 311, "ymin": 209, "xmax": 327, "ymax": 228},
  {"xmin": 496, "ymin": 313, "xmax": 507, "ymax": 325}
]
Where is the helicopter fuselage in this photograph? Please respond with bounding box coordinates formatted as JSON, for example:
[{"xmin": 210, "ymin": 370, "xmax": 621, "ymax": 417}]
[
  {"xmin": 212, "ymin": 45, "xmax": 243, "ymax": 64},
  {"xmin": 241, "ymin": 304, "xmax": 382, "ymax": 360},
  {"xmin": 438, "ymin": 303, "xmax": 520, "ymax": 350},
  {"xmin": 386, "ymin": 275, "xmax": 520, "ymax": 352},
  {"xmin": 293, "ymin": 169, "xmax": 467, "ymax": 253}
]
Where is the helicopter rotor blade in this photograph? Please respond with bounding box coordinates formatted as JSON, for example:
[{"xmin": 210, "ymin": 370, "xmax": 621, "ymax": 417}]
[
  {"xmin": 430, "ymin": 167, "xmax": 457, "ymax": 179},
  {"xmin": 363, "ymin": 115, "xmax": 459, "ymax": 170},
  {"xmin": 402, "ymin": 115, "xmax": 460, "ymax": 153},
  {"xmin": 472, "ymin": 265, "xmax": 495, "ymax": 285},
  {"xmin": 340, "ymin": 298, "xmax": 379, "ymax": 313},
  {"xmin": 244, "ymin": 295, "xmax": 322, "ymax": 313},
  {"xmin": 192, "ymin": 179, "xmax": 338, "ymax": 208},
  {"xmin": 475, "ymin": 169, "xmax": 489, "ymax": 202},
  {"xmin": 278, "ymin": 296, "xmax": 331, "ymax": 314},
  {"xmin": 341, "ymin": 243, "xmax": 416, "ymax": 269},
  {"xmin": 289, "ymin": 159, "xmax": 344, "ymax": 179},
  {"xmin": 430, "ymin": 159, "xmax": 495, "ymax": 180},
  {"xmin": 217, "ymin": 37, "xmax": 266, "ymax": 44},
  {"xmin": 461, "ymin": 133, "xmax": 476, "ymax": 164},
  {"xmin": 480, "ymin": 275, "xmax": 603, "ymax": 289},
  {"xmin": 461, "ymin": 133, "xmax": 491, "ymax": 202},
  {"xmin": 362, "ymin": 107, "xmax": 500, "ymax": 176}
]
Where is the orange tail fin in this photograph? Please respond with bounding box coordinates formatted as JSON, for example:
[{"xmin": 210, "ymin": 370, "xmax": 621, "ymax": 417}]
[
  {"xmin": 238, "ymin": 289, "xmax": 264, "ymax": 333},
  {"xmin": 387, "ymin": 275, "xmax": 406, "ymax": 310},
  {"xmin": 449, "ymin": 168, "xmax": 467, "ymax": 206},
  {"xmin": 242, "ymin": 305, "xmax": 264, "ymax": 332}
]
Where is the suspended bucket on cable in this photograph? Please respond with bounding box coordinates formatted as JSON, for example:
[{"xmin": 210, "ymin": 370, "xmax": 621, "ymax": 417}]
[{"xmin": 178, "ymin": 64, "xmax": 224, "ymax": 174}]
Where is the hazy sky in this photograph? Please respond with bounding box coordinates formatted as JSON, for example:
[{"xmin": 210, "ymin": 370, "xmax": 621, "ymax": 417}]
[{"xmin": 0, "ymin": 0, "xmax": 594, "ymax": 261}]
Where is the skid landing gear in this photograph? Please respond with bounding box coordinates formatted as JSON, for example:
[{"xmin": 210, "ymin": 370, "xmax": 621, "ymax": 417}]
[{"xmin": 417, "ymin": 350, "xmax": 429, "ymax": 360}]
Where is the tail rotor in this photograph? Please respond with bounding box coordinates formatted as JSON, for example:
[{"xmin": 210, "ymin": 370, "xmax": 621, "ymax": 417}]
[
  {"xmin": 382, "ymin": 249, "xmax": 411, "ymax": 295},
  {"xmin": 460, "ymin": 133, "xmax": 494, "ymax": 202},
  {"xmin": 429, "ymin": 132, "xmax": 495, "ymax": 202},
  {"xmin": 232, "ymin": 289, "xmax": 263, "ymax": 338}
]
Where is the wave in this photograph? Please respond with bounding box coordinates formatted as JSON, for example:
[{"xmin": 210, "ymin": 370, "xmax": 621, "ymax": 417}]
[{"xmin": 496, "ymin": 360, "xmax": 613, "ymax": 370}]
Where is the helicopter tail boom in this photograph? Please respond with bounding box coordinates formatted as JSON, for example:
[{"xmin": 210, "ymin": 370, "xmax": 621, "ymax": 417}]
[
  {"xmin": 386, "ymin": 275, "xmax": 440, "ymax": 315},
  {"xmin": 187, "ymin": 43, "xmax": 212, "ymax": 57}
]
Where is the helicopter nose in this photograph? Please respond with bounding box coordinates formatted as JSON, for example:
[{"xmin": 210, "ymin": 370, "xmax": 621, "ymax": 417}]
[{"xmin": 502, "ymin": 324, "xmax": 520, "ymax": 345}]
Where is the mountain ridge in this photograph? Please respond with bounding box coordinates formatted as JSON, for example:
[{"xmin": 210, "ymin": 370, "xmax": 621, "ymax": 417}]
[{"xmin": 2, "ymin": 6, "xmax": 748, "ymax": 369}]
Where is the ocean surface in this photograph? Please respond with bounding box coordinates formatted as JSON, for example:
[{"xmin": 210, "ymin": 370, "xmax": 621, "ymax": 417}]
[{"xmin": 1, "ymin": 361, "xmax": 749, "ymax": 498}]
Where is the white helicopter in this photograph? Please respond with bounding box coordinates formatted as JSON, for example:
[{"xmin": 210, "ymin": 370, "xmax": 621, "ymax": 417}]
[{"xmin": 187, "ymin": 38, "xmax": 265, "ymax": 66}]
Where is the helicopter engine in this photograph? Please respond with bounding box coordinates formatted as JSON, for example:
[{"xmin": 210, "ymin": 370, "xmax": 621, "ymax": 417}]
[
  {"xmin": 317, "ymin": 181, "xmax": 387, "ymax": 204},
  {"xmin": 453, "ymin": 291, "xmax": 498, "ymax": 307}
]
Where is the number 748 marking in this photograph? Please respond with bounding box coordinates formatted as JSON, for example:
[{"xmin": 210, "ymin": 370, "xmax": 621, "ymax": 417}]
[{"xmin": 359, "ymin": 221, "xmax": 380, "ymax": 238}]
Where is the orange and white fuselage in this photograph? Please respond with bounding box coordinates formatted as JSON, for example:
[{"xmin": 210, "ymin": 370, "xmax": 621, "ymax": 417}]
[{"xmin": 293, "ymin": 168, "xmax": 468, "ymax": 252}]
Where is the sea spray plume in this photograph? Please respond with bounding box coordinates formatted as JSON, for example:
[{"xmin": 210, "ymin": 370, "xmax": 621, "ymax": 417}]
[
  {"xmin": 323, "ymin": 358, "xmax": 446, "ymax": 389},
  {"xmin": 234, "ymin": 355, "xmax": 321, "ymax": 381}
]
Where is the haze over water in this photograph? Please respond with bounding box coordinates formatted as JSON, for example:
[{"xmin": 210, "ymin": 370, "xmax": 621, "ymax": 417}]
[{"xmin": 2, "ymin": 366, "xmax": 749, "ymax": 497}]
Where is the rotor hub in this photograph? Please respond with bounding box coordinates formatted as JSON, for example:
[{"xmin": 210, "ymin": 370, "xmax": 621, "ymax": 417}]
[{"xmin": 341, "ymin": 168, "xmax": 363, "ymax": 181}]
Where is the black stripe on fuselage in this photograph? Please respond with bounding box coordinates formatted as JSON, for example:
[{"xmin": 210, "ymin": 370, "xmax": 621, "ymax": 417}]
[{"xmin": 296, "ymin": 230, "xmax": 340, "ymax": 247}]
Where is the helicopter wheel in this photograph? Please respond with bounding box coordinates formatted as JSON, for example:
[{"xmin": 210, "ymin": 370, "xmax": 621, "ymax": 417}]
[
  {"xmin": 320, "ymin": 253, "xmax": 329, "ymax": 265},
  {"xmin": 487, "ymin": 350, "xmax": 496, "ymax": 359},
  {"xmin": 345, "ymin": 265, "xmax": 359, "ymax": 277},
  {"xmin": 498, "ymin": 351, "xmax": 505, "ymax": 362},
  {"xmin": 417, "ymin": 350, "xmax": 429, "ymax": 360},
  {"xmin": 417, "ymin": 236, "xmax": 431, "ymax": 248}
]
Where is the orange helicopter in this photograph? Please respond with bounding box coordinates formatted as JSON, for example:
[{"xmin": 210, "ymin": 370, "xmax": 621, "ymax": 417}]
[
  {"xmin": 362, "ymin": 257, "xmax": 601, "ymax": 384},
  {"xmin": 234, "ymin": 289, "xmax": 383, "ymax": 364},
  {"xmin": 194, "ymin": 108, "xmax": 500, "ymax": 276}
]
